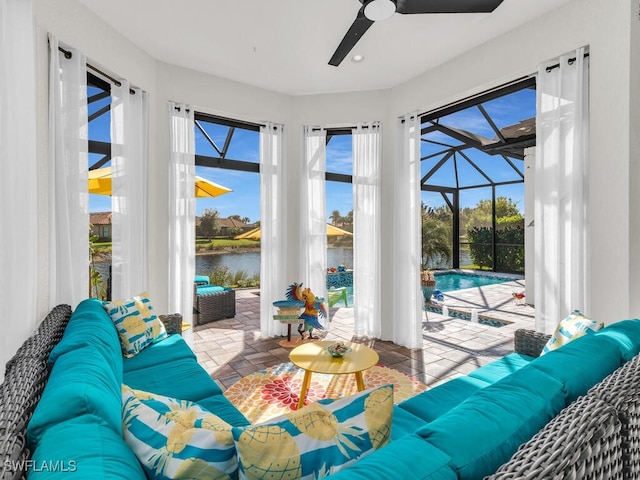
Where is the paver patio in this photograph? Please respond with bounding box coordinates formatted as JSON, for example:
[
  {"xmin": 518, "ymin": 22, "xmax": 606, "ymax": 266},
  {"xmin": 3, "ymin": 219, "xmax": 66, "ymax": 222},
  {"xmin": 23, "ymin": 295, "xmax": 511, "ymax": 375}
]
[{"xmin": 192, "ymin": 280, "xmax": 535, "ymax": 391}]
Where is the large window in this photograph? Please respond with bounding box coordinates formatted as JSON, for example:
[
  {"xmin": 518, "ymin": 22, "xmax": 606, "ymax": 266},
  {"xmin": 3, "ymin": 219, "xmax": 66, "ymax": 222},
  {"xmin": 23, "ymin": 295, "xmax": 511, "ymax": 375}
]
[
  {"xmin": 419, "ymin": 78, "xmax": 534, "ymax": 273},
  {"xmin": 87, "ymin": 73, "xmax": 113, "ymax": 298},
  {"xmin": 325, "ymin": 130, "xmax": 353, "ymax": 271},
  {"xmin": 194, "ymin": 113, "xmax": 261, "ymax": 287}
]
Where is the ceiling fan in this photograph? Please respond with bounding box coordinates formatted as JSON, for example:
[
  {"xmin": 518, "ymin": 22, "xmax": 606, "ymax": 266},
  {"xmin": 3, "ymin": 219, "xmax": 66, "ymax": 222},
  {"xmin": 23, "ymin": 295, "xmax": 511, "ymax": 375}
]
[{"xmin": 329, "ymin": 0, "xmax": 505, "ymax": 66}]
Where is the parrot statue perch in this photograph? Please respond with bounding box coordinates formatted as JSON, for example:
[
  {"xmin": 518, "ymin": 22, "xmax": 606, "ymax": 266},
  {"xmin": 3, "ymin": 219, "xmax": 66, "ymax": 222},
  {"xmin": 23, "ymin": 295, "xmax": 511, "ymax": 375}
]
[{"xmin": 286, "ymin": 282, "xmax": 327, "ymax": 340}]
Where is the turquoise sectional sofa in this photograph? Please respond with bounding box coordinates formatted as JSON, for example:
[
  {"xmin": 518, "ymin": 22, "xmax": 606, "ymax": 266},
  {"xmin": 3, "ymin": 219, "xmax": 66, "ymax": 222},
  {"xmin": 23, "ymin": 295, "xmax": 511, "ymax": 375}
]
[{"xmin": 5, "ymin": 298, "xmax": 640, "ymax": 479}]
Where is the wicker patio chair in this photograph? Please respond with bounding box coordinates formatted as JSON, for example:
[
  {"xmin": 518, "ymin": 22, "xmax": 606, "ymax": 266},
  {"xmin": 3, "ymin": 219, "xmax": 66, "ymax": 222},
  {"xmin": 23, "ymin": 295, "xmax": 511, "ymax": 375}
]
[{"xmin": 193, "ymin": 284, "xmax": 236, "ymax": 325}]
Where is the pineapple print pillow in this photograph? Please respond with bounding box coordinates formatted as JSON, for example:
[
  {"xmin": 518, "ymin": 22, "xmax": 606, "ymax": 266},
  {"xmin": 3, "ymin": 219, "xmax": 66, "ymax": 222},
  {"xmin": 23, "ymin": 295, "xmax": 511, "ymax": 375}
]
[
  {"xmin": 104, "ymin": 292, "xmax": 168, "ymax": 358},
  {"xmin": 232, "ymin": 384, "xmax": 394, "ymax": 480},
  {"xmin": 121, "ymin": 385, "xmax": 237, "ymax": 480}
]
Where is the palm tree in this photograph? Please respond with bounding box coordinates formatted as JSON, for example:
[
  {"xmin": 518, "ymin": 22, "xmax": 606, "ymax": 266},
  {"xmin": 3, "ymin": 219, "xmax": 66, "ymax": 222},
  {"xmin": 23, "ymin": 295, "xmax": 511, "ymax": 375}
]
[
  {"xmin": 421, "ymin": 204, "xmax": 452, "ymax": 269},
  {"xmin": 330, "ymin": 210, "xmax": 342, "ymax": 225}
]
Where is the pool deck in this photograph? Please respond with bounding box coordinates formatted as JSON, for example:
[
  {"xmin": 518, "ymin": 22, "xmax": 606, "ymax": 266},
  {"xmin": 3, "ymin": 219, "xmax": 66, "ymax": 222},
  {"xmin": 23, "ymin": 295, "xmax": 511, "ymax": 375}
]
[{"xmin": 192, "ymin": 278, "xmax": 536, "ymax": 392}]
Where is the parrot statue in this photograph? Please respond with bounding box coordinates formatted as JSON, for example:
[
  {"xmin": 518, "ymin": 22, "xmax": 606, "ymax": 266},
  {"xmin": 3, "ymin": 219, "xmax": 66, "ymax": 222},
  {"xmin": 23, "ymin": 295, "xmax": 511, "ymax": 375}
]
[{"xmin": 286, "ymin": 282, "xmax": 327, "ymax": 340}]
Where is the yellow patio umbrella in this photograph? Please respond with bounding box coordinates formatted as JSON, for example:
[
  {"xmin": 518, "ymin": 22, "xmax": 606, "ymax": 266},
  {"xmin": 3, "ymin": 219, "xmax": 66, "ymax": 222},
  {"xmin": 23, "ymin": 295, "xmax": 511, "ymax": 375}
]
[
  {"xmin": 234, "ymin": 224, "xmax": 352, "ymax": 240},
  {"xmin": 88, "ymin": 166, "xmax": 232, "ymax": 197}
]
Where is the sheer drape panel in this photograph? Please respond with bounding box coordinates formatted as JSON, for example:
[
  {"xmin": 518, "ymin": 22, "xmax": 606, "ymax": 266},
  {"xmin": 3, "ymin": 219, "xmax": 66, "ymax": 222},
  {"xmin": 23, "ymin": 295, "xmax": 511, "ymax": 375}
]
[
  {"xmin": 259, "ymin": 123, "xmax": 287, "ymax": 337},
  {"xmin": 48, "ymin": 35, "xmax": 89, "ymax": 308},
  {"xmin": 393, "ymin": 114, "xmax": 423, "ymax": 349},
  {"xmin": 111, "ymin": 83, "xmax": 149, "ymax": 299},
  {"xmin": 352, "ymin": 123, "xmax": 381, "ymax": 338},
  {"xmin": 168, "ymin": 102, "xmax": 195, "ymax": 330},
  {"xmin": 535, "ymin": 48, "xmax": 590, "ymax": 334},
  {"xmin": 0, "ymin": 0, "xmax": 37, "ymax": 380},
  {"xmin": 301, "ymin": 127, "xmax": 327, "ymax": 323}
]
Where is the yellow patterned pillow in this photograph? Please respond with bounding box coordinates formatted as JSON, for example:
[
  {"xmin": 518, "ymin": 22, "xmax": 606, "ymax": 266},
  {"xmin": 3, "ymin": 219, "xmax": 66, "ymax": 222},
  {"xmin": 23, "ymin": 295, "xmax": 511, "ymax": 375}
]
[
  {"xmin": 104, "ymin": 292, "xmax": 167, "ymax": 357},
  {"xmin": 231, "ymin": 385, "xmax": 393, "ymax": 480},
  {"xmin": 121, "ymin": 385, "xmax": 237, "ymax": 480}
]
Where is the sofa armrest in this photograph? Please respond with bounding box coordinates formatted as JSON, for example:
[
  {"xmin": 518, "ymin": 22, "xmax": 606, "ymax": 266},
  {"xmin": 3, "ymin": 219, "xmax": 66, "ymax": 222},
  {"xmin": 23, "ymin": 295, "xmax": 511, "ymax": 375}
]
[
  {"xmin": 514, "ymin": 329, "xmax": 551, "ymax": 358},
  {"xmin": 158, "ymin": 314, "xmax": 183, "ymax": 335}
]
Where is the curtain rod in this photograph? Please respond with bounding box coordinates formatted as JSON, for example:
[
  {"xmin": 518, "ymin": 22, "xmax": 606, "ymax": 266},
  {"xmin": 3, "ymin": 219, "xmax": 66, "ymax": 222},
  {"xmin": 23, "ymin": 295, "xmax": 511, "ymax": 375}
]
[
  {"xmin": 545, "ymin": 52, "xmax": 590, "ymax": 73},
  {"xmin": 57, "ymin": 45, "xmax": 135, "ymax": 95}
]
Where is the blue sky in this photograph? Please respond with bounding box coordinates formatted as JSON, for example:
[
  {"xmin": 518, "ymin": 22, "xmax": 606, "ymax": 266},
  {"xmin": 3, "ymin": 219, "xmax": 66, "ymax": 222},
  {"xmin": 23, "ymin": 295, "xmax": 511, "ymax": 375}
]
[{"xmin": 89, "ymin": 87, "xmax": 531, "ymax": 220}]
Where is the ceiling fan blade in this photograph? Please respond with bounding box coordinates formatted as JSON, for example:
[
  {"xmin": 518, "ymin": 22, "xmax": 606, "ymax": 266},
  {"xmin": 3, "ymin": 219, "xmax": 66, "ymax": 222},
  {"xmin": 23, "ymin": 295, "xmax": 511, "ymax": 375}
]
[
  {"xmin": 396, "ymin": 0, "xmax": 503, "ymax": 14},
  {"xmin": 328, "ymin": 8, "xmax": 374, "ymax": 67}
]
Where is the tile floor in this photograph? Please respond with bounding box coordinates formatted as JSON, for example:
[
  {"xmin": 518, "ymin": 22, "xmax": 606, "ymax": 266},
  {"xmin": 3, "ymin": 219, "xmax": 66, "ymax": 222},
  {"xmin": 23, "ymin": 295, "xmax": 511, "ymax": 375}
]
[
  {"xmin": 192, "ymin": 280, "xmax": 534, "ymax": 389},
  {"xmin": 192, "ymin": 279, "xmax": 535, "ymax": 392}
]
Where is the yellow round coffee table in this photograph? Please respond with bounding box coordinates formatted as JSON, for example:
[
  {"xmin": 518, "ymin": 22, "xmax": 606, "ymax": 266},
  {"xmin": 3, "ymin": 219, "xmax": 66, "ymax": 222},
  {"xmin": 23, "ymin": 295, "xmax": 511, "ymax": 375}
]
[{"xmin": 289, "ymin": 340, "xmax": 379, "ymax": 409}]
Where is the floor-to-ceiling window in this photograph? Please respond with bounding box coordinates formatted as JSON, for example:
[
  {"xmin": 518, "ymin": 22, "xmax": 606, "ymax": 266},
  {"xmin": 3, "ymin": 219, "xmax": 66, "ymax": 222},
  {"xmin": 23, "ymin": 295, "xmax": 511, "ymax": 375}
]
[
  {"xmin": 87, "ymin": 72, "xmax": 113, "ymax": 298},
  {"xmin": 419, "ymin": 78, "xmax": 534, "ymax": 274},
  {"xmin": 325, "ymin": 130, "xmax": 354, "ymax": 305},
  {"xmin": 194, "ymin": 113, "xmax": 261, "ymax": 288}
]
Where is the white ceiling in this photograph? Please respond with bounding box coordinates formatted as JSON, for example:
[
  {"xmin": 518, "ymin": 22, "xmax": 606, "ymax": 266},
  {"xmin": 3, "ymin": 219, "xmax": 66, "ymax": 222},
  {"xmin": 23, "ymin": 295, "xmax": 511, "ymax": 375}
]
[{"xmin": 78, "ymin": 0, "xmax": 571, "ymax": 96}]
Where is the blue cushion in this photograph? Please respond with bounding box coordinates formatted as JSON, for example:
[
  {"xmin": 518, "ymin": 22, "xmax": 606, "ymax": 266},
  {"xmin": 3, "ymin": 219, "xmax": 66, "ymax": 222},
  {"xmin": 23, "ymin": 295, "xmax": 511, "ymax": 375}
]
[
  {"xmin": 29, "ymin": 416, "xmax": 146, "ymax": 479},
  {"xmin": 194, "ymin": 275, "xmax": 210, "ymax": 285},
  {"xmin": 324, "ymin": 434, "xmax": 457, "ymax": 480},
  {"xmin": 416, "ymin": 367, "xmax": 565, "ymax": 480},
  {"xmin": 48, "ymin": 299, "xmax": 122, "ymax": 377},
  {"xmin": 398, "ymin": 376, "xmax": 490, "ymax": 423},
  {"xmin": 390, "ymin": 405, "xmax": 428, "ymax": 440},
  {"xmin": 123, "ymin": 357, "xmax": 223, "ymax": 401},
  {"xmin": 593, "ymin": 319, "xmax": 640, "ymax": 361},
  {"xmin": 468, "ymin": 353, "xmax": 534, "ymax": 384},
  {"xmin": 196, "ymin": 394, "xmax": 251, "ymax": 428},
  {"xmin": 196, "ymin": 285, "xmax": 229, "ymax": 295},
  {"xmin": 122, "ymin": 334, "xmax": 196, "ymax": 374},
  {"xmin": 27, "ymin": 346, "xmax": 122, "ymax": 449},
  {"xmin": 528, "ymin": 333, "xmax": 624, "ymax": 403}
]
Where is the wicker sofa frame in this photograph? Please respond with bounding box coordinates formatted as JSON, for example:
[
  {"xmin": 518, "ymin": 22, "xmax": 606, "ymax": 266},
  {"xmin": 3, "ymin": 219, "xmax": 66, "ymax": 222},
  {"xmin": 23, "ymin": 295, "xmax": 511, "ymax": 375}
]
[
  {"xmin": 3, "ymin": 309, "xmax": 640, "ymax": 479},
  {"xmin": 193, "ymin": 285, "xmax": 236, "ymax": 325},
  {"xmin": 0, "ymin": 304, "xmax": 72, "ymax": 480},
  {"xmin": 487, "ymin": 329, "xmax": 640, "ymax": 480}
]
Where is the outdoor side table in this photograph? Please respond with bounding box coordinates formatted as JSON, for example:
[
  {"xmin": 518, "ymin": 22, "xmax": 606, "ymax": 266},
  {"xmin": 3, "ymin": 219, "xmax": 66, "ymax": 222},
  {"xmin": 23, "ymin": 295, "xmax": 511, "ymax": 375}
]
[
  {"xmin": 289, "ymin": 340, "xmax": 379, "ymax": 409},
  {"xmin": 273, "ymin": 299, "xmax": 304, "ymax": 348}
]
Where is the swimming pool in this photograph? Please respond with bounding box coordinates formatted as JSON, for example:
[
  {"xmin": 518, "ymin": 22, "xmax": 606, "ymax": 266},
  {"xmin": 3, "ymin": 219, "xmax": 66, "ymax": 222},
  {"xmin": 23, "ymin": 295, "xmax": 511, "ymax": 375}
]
[{"xmin": 433, "ymin": 271, "xmax": 518, "ymax": 292}]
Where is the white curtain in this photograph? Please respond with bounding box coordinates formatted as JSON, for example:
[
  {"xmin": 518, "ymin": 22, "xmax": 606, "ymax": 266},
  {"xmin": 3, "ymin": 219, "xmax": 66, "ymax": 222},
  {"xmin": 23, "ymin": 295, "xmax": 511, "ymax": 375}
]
[
  {"xmin": 259, "ymin": 123, "xmax": 288, "ymax": 337},
  {"xmin": 352, "ymin": 122, "xmax": 381, "ymax": 338},
  {"xmin": 393, "ymin": 114, "xmax": 423, "ymax": 349},
  {"xmin": 535, "ymin": 48, "xmax": 590, "ymax": 334},
  {"xmin": 0, "ymin": 0, "xmax": 37, "ymax": 379},
  {"xmin": 301, "ymin": 127, "xmax": 327, "ymax": 325},
  {"xmin": 48, "ymin": 35, "xmax": 89, "ymax": 308},
  {"xmin": 168, "ymin": 102, "xmax": 195, "ymax": 330},
  {"xmin": 111, "ymin": 82, "xmax": 149, "ymax": 299}
]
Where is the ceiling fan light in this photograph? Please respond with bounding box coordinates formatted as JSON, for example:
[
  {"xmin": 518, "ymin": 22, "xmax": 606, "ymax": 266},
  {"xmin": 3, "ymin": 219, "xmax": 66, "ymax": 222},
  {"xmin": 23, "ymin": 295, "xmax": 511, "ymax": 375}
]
[{"xmin": 364, "ymin": 0, "xmax": 396, "ymax": 21}]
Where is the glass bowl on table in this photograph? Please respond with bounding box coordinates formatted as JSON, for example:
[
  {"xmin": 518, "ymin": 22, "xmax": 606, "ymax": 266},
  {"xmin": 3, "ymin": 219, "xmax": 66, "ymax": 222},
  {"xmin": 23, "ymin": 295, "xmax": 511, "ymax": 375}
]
[{"xmin": 325, "ymin": 342, "xmax": 352, "ymax": 358}]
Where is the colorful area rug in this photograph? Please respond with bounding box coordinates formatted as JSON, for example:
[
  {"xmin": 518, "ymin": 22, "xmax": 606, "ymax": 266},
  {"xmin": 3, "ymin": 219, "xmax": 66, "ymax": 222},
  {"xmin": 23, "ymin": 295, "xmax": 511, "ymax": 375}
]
[{"xmin": 224, "ymin": 362, "xmax": 427, "ymax": 424}]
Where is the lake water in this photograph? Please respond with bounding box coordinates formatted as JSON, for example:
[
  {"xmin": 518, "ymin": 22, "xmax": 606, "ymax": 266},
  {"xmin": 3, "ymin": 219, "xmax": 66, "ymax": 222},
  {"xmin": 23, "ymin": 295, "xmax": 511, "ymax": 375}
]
[
  {"xmin": 94, "ymin": 248, "xmax": 354, "ymax": 281},
  {"xmin": 195, "ymin": 247, "xmax": 354, "ymax": 276}
]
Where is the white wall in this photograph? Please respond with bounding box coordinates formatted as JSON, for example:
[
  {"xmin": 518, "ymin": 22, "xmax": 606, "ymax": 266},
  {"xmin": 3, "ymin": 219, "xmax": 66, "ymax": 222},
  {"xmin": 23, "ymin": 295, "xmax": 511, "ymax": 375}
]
[{"xmin": 19, "ymin": 0, "xmax": 640, "ymax": 356}]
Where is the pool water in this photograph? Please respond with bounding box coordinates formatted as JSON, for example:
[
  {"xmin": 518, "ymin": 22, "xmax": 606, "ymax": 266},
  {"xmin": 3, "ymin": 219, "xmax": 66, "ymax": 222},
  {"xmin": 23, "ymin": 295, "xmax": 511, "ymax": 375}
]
[{"xmin": 434, "ymin": 272, "xmax": 517, "ymax": 292}]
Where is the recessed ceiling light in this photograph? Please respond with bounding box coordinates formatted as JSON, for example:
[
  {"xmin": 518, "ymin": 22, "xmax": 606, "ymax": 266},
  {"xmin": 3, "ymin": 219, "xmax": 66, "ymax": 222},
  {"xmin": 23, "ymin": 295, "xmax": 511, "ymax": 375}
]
[{"xmin": 351, "ymin": 54, "xmax": 365, "ymax": 63}]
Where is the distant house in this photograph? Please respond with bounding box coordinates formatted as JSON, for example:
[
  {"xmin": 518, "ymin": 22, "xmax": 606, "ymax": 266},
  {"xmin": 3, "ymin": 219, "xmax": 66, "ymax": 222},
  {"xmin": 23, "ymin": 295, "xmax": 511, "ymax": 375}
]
[
  {"xmin": 195, "ymin": 216, "xmax": 256, "ymax": 238},
  {"xmin": 90, "ymin": 212, "xmax": 112, "ymax": 241}
]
